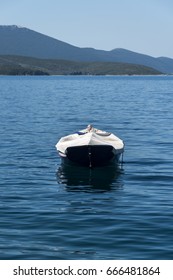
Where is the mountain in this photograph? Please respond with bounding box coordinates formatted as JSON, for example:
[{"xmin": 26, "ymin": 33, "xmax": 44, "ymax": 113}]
[
  {"xmin": 0, "ymin": 25, "xmax": 105, "ymax": 61},
  {"xmin": 0, "ymin": 25, "xmax": 173, "ymax": 73}
]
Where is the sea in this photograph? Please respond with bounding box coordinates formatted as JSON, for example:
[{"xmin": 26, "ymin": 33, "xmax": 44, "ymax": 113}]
[{"xmin": 0, "ymin": 75, "xmax": 173, "ymax": 260}]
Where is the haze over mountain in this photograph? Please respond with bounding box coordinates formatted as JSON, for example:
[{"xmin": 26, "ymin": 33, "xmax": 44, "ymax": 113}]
[{"xmin": 0, "ymin": 25, "xmax": 173, "ymax": 74}]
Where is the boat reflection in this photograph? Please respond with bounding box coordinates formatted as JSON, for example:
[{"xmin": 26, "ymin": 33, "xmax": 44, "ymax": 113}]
[{"xmin": 56, "ymin": 164, "xmax": 124, "ymax": 193}]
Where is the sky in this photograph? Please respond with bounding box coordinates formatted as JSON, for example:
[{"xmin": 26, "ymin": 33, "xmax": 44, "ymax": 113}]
[{"xmin": 0, "ymin": 0, "xmax": 173, "ymax": 58}]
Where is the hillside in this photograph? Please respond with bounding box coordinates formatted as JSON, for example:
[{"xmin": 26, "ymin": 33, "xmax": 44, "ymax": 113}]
[
  {"xmin": 0, "ymin": 55, "xmax": 162, "ymax": 75},
  {"xmin": 0, "ymin": 25, "xmax": 173, "ymax": 73}
]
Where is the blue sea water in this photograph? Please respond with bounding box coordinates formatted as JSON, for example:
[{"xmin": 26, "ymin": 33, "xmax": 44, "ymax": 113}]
[{"xmin": 0, "ymin": 75, "xmax": 173, "ymax": 260}]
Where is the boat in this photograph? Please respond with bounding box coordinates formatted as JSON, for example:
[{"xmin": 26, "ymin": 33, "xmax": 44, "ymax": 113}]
[{"xmin": 55, "ymin": 125, "xmax": 124, "ymax": 168}]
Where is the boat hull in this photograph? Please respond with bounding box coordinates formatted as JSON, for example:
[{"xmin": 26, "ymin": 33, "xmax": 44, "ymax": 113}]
[{"xmin": 59, "ymin": 145, "xmax": 121, "ymax": 167}]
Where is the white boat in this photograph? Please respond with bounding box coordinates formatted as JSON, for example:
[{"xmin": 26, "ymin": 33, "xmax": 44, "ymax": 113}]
[{"xmin": 55, "ymin": 125, "xmax": 124, "ymax": 167}]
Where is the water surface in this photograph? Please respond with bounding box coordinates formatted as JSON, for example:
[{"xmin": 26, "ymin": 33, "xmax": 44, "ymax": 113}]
[{"xmin": 0, "ymin": 75, "xmax": 173, "ymax": 259}]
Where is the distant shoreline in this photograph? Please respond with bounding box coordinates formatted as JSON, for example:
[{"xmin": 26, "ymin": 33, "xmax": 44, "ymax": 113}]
[
  {"xmin": 1, "ymin": 74, "xmax": 171, "ymax": 77},
  {"xmin": 0, "ymin": 55, "xmax": 163, "ymax": 76}
]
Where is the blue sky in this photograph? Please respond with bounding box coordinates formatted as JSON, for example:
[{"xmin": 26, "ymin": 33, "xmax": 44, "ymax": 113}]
[{"xmin": 1, "ymin": 0, "xmax": 173, "ymax": 58}]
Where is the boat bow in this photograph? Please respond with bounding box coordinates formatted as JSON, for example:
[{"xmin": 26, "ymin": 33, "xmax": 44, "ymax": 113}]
[{"xmin": 55, "ymin": 127, "xmax": 124, "ymax": 167}]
